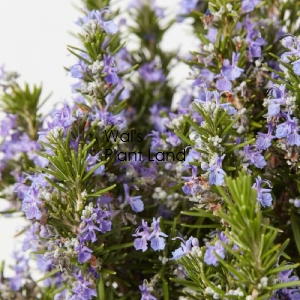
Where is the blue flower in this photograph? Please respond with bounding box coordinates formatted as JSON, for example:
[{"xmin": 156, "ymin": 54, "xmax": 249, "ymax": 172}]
[
  {"xmin": 252, "ymin": 176, "xmax": 273, "ymax": 207},
  {"xmin": 266, "ymin": 84, "xmax": 286, "ymax": 117},
  {"xmin": 177, "ymin": 0, "xmax": 198, "ymax": 22},
  {"xmin": 182, "ymin": 166, "xmax": 204, "ymax": 195},
  {"xmin": 139, "ymin": 282, "xmax": 157, "ymax": 300},
  {"xmin": 21, "ymin": 187, "xmax": 42, "ymax": 220},
  {"xmin": 70, "ymin": 60, "xmax": 87, "ymax": 79},
  {"xmin": 243, "ymin": 145, "xmax": 266, "ymax": 169},
  {"xmin": 70, "ymin": 270, "xmax": 97, "ymax": 300},
  {"xmin": 148, "ymin": 217, "xmax": 168, "ymax": 251},
  {"xmin": 138, "ymin": 61, "xmax": 165, "ymax": 82},
  {"xmin": 195, "ymin": 90, "xmax": 236, "ymax": 115},
  {"xmin": 281, "ymin": 36, "xmax": 297, "ymax": 50},
  {"xmin": 171, "ymin": 236, "xmax": 199, "ymax": 260},
  {"xmin": 244, "ymin": 15, "xmax": 266, "ymax": 58},
  {"xmin": 204, "ymin": 232, "xmax": 228, "ymax": 266},
  {"xmin": 206, "ymin": 154, "xmax": 226, "ymax": 186},
  {"xmin": 124, "ymin": 184, "xmax": 144, "ymax": 212},
  {"xmin": 103, "ymin": 54, "xmax": 119, "ymax": 84},
  {"xmin": 133, "ymin": 220, "xmax": 150, "ymax": 252},
  {"xmin": 241, "ymin": 0, "xmax": 261, "ymax": 13},
  {"xmin": 222, "ymin": 52, "xmax": 244, "ymax": 80},
  {"xmin": 275, "ymin": 113, "xmax": 300, "ymax": 146},
  {"xmin": 86, "ymin": 153, "xmax": 105, "ymax": 175},
  {"xmin": 292, "ymin": 59, "xmax": 300, "ymax": 75},
  {"xmin": 216, "ymin": 76, "xmax": 232, "ymax": 92},
  {"xmin": 76, "ymin": 8, "xmax": 118, "ymax": 35},
  {"xmin": 256, "ymin": 123, "xmax": 275, "ymax": 150},
  {"xmin": 75, "ymin": 239, "xmax": 93, "ymax": 263}
]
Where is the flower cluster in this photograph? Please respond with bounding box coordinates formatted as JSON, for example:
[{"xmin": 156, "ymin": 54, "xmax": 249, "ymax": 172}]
[{"xmin": 1, "ymin": 0, "xmax": 300, "ymax": 299}]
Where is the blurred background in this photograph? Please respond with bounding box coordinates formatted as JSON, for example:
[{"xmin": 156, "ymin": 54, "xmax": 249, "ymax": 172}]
[{"xmin": 0, "ymin": 0, "xmax": 197, "ymax": 276}]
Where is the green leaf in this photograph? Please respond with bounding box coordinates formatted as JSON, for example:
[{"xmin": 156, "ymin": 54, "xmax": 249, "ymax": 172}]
[
  {"xmin": 181, "ymin": 224, "xmax": 222, "ymax": 229},
  {"xmin": 174, "ymin": 130, "xmax": 195, "ymax": 146},
  {"xmin": 37, "ymin": 268, "xmax": 60, "ymax": 282},
  {"xmin": 291, "ymin": 214, "xmax": 300, "ymax": 255},
  {"xmin": 87, "ymin": 184, "xmax": 116, "ymax": 197}
]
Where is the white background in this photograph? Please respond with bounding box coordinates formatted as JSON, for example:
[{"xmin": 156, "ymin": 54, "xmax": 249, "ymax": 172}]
[{"xmin": 0, "ymin": 0, "xmax": 196, "ymax": 276}]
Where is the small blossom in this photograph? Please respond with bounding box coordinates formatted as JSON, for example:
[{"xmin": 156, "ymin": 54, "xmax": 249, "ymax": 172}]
[
  {"xmin": 205, "ymin": 153, "xmax": 226, "ymax": 186},
  {"xmin": 204, "ymin": 232, "xmax": 228, "ymax": 266},
  {"xmin": 70, "ymin": 270, "xmax": 97, "ymax": 300},
  {"xmin": 139, "ymin": 282, "xmax": 157, "ymax": 300},
  {"xmin": 148, "ymin": 217, "xmax": 168, "ymax": 251},
  {"xmin": 124, "ymin": 184, "xmax": 144, "ymax": 212},
  {"xmin": 252, "ymin": 176, "xmax": 273, "ymax": 207},
  {"xmin": 133, "ymin": 219, "xmax": 150, "ymax": 252},
  {"xmin": 242, "ymin": 0, "xmax": 261, "ymax": 13},
  {"xmin": 256, "ymin": 123, "xmax": 275, "ymax": 150},
  {"xmin": 171, "ymin": 236, "xmax": 199, "ymax": 260},
  {"xmin": 216, "ymin": 77, "xmax": 232, "ymax": 92}
]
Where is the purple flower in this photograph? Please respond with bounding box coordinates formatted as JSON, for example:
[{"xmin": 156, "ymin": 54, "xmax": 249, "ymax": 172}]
[
  {"xmin": 86, "ymin": 153, "xmax": 105, "ymax": 175},
  {"xmin": 75, "ymin": 239, "xmax": 93, "ymax": 263},
  {"xmin": 148, "ymin": 217, "xmax": 168, "ymax": 251},
  {"xmin": 81, "ymin": 216, "xmax": 101, "ymax": 243},
  {"xmin": 292, "ymin": 59, "xmax": 300, "ymax": 75},
  {"xmin": 244, "ymin": 16, "xmax": 266, "ymax": 58},
  {"xmin": 0, "ymin": 113, "xmax": 17, "ymax": 136},
  {"xmin": 222, "ymin": 52, "xmax": 244, "ymax": 80},
  {"xmin": 204, "ymin": 232, "xmax": 228, "ymax": 266},
  {"xmin": 22, "ymin": 222, "xmax": 40, "ymax": 251},
  {"xmin": 183, "ymin": 148, "xmax": 201, "ymax": 169},
  {"xmin": 177, "ymin": 0, "xmax": 198, "ymax": 22},
  {"xmin": 94, "ymin": 8, "xmax": 118, "ymax": 34},
  {"xmin": 207, "ymin": 28, "xmax": 218, "ymax": 43},
  {"xmin": 166, "ymin": 132, "xmax": 181, "ymax": 147},
  {"xmin": 138, "ymin": 61, "xmax": 165, "ymax": 82},
  {"xmin": 54, "ymin": 290, "xmax": 70, "ymax": 300},
  {"xmin": 103, "ymin": 54, "xmax": 119, "ymax": 84},
  {"xmin": 52, "ymin": 103, "xmax": 76, "ymax": 128},
  {"xmin": 21, "ymin": 187, "xmax": 42, "ymax": 220},
  {"xmin": 256, "ymin": 123, "xmax": 275, "ymax": 150},
  {"xmin": 275, "ymin": 113, "xmax": 300, "ymax": 146},
  {"xmin": 123, "ymin": 184, "xmax": 144, "ymax": 212},
  {"xmin": 182, "ymin": 166, "xmax": 205, "ymax": 195},
  {"xmin": 252, "ymin": 176, "xmax": 273, "ymax": 207},
  {"xmin": 70, "ymin": 60, "xmax": 87, "ymax": 79},
  {"xmin": 147, "ymin": 130, "xmax": 165, "ymax": 150},
  {"xmin": 77, "ymin": 8, "xmax": 118, "ymax": 35},
  {"xmin": 241, "ymin": 0, "xmax": 261, "ymax": 13},
  {"xmin": 9, "ymin": 250, "xmax": 29, "ymax": 291},
  {"xmin": 205, "ymin": 153, "xmax": 226, "ymax": 186},
  {"xmin": 92, "ymin": 105, "xmax": 127, "ymax": 130},
  {"xmin": 38, "ymin": 104, "xmax": 76, "ymax": 140},
  {"xmin": 149, "ymin": 105, "xmax": 169, "ymax": 132},
  {"xmin": 115, "ymin": 48, "xmax": 132, "ymax": 72},
  {"xmin": 271, "ymin": 268, "xmax": 300, "ymax": 299},
  {"xmin": 139, "ymin": 282, "xmax": 157, "ymax": 300},
  {"xmin": 280, "ymin": 36, "xmax": 300, "ymax": 63},
  {"xmin": 70, "ymin": 270, "xmax": 97, "ymax": 300},
  {"xmin": 40, "ymin": 225, "xmax": 56, "ymax": 239},
  {"xmin": 281, "ymin": 36, "xmax": 297, "ymax": 50},
  {"xmin": 171, "ymin": 236, "xmax": 199, "ymax": 260},
  {"xmin": 216, "ymin": 76, "xmax": 232, "ymax": 92},
  {"xmin": 133, "ymin": 220, "xmax": 150, "ymax": 252},
  {"xmin": 133, "ymin": 218, "xmax": 168, "ymax": 251},
  {"xmin": 267, "ymin": 84, "xmax": 286, "ymax": 117},
  {"xmin": 93, "ymin": 204, "xmax": 112, "ymax": 233},
  {"xmin": 243, "ymin": 145, "xmax": 266, "ymax": 169},
  {"xmin": 279, "ymin": 268, "xmax": 299, "ymax": 283},
  {"xmin": 195, "ymin": 90, "xmax": 236, "ymax": 115}
]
